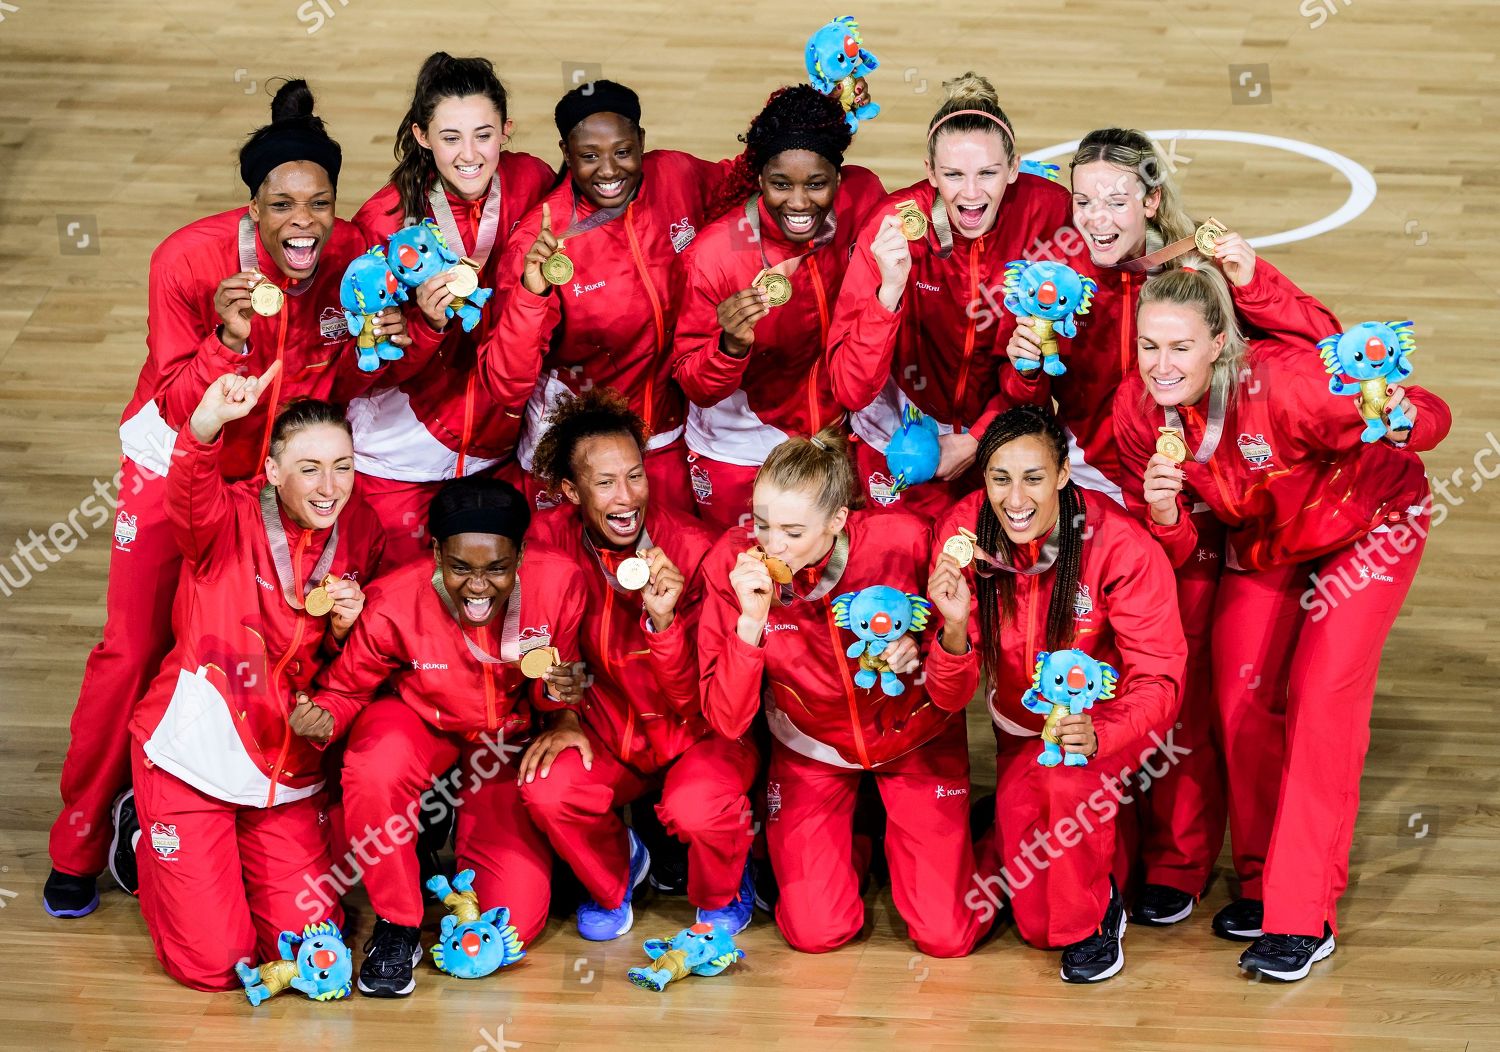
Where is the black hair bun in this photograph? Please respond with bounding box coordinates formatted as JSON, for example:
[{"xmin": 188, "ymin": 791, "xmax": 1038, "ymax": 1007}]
[{"xmin": 271, "ymin": 78, "xmax": 317, "ymax": 123}]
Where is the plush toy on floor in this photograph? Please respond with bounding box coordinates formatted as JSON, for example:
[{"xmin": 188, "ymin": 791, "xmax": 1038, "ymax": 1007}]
[
  {"xmin": 425, "ymin": 869, "xmax": 526, "ymax": 979},
  {"xmin": 832, "ymin": 584, "xmax": 933, "ymax": 696},
  {"xmin": 235, "ymin": 919, "xmax": 353, "ymax": 1005},
  {"xmin": 627, "ymin": 922, "xmax": 745, "ymax": 991},
  {"xmin": 386, "ymin": 219, "xmax": 493, "ymax": 333},
  {"xmin": 1316, "ymin": 320, "xmax": 1416, "ymax": 443},
  {"xmin": 1001, "ymin": 259, "xmax": 1098, "ymax": 377},
  {"xmin": 339, "ymin": 247, "xmax": 405, "ymax": 372},
  {"xmin": 1020, "ymin": 649, "xmax": 1119, "ymax": 768}
]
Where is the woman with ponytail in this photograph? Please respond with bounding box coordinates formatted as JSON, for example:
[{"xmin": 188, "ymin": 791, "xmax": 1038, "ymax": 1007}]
[
  {"xmin": 1113, "ymin": 265, "xmax": 1449, "ymax": 981},
  {"xmin": 924, "ymin": 405, "xmax": 1186, "ymax": 983},
  {"xmin": 479, "ymin": 79, "xmax": 739, "ymax": 515},
  {"xmin": 44, "ymin": 79, "xmax": 408, "ymax": 919},
  {"xmin": 670, "ymin": 85, "xmax": 886, "ymax": 530},
  {"xmin": 351, "ymin": 53, "xmax": 558, "ymax": 565},
  {"xmin": 698, "ymin": 427, "xmax": 988, "ymax": 960},
  {"xmin": 824, "ymin": 72, "xmax": 1074, "ymax": 522}
]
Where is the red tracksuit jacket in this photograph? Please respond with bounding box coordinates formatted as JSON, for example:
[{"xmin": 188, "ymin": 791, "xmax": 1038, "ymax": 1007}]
[
  {"xmin": 924, "ymin": 488, "xmax": 1186, "ymax": 763},
  {"xmin": 480, "ymin": 151, "xmax": 738, "ymax": 466},
  {"xmin": 130, "ymin": 429, "xmax": 387, "ymax": 805},
  {"xmin": 1000, "ymin": 257, "xmax": 1340, "ymax": 488},
  {"xmin": 121, "ymin": 208, "xmax": 428, "ymax": 483},
  {"xmin": 530, "ymin": 504, "xmax": 718, "ymax": 770},
  {"xmin": 671, "ymin": 166, "xmax": 888, "ymax": 464},
  {"xmin": 350, "ymin": 155, "xmax": 558, "ymax": 479},
  {"xmin": 311, "ymin": 545, "xmax": 587, "ymax": 742},
  {"xmin": 699, "ymin": 510, "xmax": 963, "ymax": 769},
  {"xmin": 1113, "ymin": 343, "xmax": 1451, "ymax": 572},
  {"xmin": 824, "ymin": 175, "xmax": 1073, "ymax": 448}
]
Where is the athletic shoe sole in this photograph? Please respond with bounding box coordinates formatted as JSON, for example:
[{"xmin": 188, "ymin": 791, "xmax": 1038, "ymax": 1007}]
[
  {"xmin": 107, "ymin": 793, "xmax": 139, "ymax": 896},
  {"xmin": 356, "ymin": 945, "xmax": 423, "ymax": 997},
  {"xmin": 1061, "ymin": 914, "xmax": 1127, "ymax": 983},
  {"xmin": 1241, "ymin": 937, "xmax": 1336, "ymax": 982},
  {"xmin": 43, "ymin": 892, "xmax": 100, "ymax": 919},
  {"xmin": 1134, "ymin": 899, "xmax": 1195, "ymax": 926},
  {"xmin": 1213, "ymin": 923, "xmax": 1263, "ymax": 942}
]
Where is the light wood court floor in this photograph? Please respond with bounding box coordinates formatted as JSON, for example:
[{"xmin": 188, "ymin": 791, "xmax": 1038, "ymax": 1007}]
[{"xmin": 2, "ymin": 1, "xmax": 1498, "ymax": 1048}]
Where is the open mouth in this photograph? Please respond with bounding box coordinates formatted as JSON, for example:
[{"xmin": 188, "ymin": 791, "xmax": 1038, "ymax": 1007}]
[
  {"xmin": 1089, "ymin": 232, "xmax": 1120, "ymax": 251},
  {"xmin": 1003, "ymin": 507, "xmax": 1037, "ymax": 532},
  {"xmin": 461, "ymin": 596, "xmax": 494, "ymax": 623},
  {"xmin": 954, "ymin": 202, "xmax": 989, "ymax": 230},
  {"xmin": 1151, "ymin": 375, "xmax": 1186, "ymax": 394},
  {"xmin": 593, "ymin": 177, "xmax": 627, "ymax": 200},
  {"xmin": 454, "ymin": 162, "xmax": 484, "ymax": 180},
  {"xmin": 283, "ymin": 235, "xmax": 319, "ymax": 271},
  {"xmin": 604, "ymin": 508, "xmax": 640, "ymax": 539},
  {"xmin": 780, "ymin": 212, "xmax": 817, "ymax": 236},
  {"xmin": 307, "ymin": 498, "xmax": 338, "ymax": 520}
]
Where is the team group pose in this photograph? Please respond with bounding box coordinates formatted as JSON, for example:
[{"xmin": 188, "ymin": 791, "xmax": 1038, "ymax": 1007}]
[{"xmin": 40, "ymin": 48, "xmax": 1446, "ymax": 995}]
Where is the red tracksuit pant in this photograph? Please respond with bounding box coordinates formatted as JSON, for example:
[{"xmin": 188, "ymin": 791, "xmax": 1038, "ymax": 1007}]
[
  {"xmin": 340, "ymin": 698, "xmax": 552, "ymax": 941},
  {"xmin": 522, "ymin": 727, "xmax": 758, "ymax": 910},
  {"xmin": 131, "ymin": 746, "xmax": 341, "ymax": 991},
  {"xmin": 767, "ymin": 716, "xmax": 986, "ymax": 958},
  {"xmin": 1213, "ymin": 508, "xmax": 1428, "ymax": 936},
  {"xmin": 51, "ymin": 460, "xmax": 178, "ymax": 878},
  {"xmin": 1139, "ymin": 512, "xmax": 1228, "ymax": 896},
  {"xmin": 685, "ymin": 453, "xmax": 758, "ymax": 533}
]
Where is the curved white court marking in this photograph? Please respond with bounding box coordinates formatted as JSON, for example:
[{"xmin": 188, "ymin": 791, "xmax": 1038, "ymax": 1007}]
[{"xmin": 1024, "ymin": 129, "xmax": 1377, "ymax": 249}]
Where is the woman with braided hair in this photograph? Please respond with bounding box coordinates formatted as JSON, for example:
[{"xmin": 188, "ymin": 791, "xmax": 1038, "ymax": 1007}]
[
  {"xmin": 671, "ymin": 84, "xmax": 886, "ymax": 530},
  {"xmin": 925, "ymin": 405, "xmax": 1186, "ymax": 983}
]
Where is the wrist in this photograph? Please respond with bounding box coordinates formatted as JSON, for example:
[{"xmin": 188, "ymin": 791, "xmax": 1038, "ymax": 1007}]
[
  {"xmin": 1149, "ymin": 501, "xmax": 1180, "ymax": 527},
  {"xmin": 940, "ymin": 621, "xmax": 969, "ymax": 655},
  {"xmin": 649, "ymin": 609, "xmax": 675, "ymax": 634},
  {"xmin": 548, "ymin": 707, "xmax": 581, "ymax": 730},
  {"xmin": 188, "ymin": 411, "xmax": 221, "ymax": 446},
  {"xmin": 719, "ymin": 332, "xmax": 752, "ymax": 359},
  {"xmin": 217, "ymin": 325, "xmax": 247, "ymax": 354},
  {"xmin": 736, "ymin": 613, "xmax": 767, "ymax": 646},
  {"xmin": 877, "ymin": 281, "xmax": 903, "ymax": 313}
]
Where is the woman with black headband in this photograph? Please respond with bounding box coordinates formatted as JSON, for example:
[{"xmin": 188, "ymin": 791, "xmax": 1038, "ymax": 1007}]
[
  {"xmin": 307, "ymin": 475, "xmax": 587, "ymax": 998},
  {"xmin": 671, "ymin": 85, "xmax": 887, "ymax": 531},
  {"xmin": 44, "ymin": 79, "xmax": 410, "ymax": 919},
  {"xmin": 923, "ymin": 405, "xmax": 1186, "ymax": 983},
  {"xmin": 479, "ymin": 78, "xmax": 736, "ymax": 515}
]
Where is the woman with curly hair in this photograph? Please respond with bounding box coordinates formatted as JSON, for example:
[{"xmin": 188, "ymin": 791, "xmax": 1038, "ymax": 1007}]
[{"xmin": 670, "ymin": 84, "xmax": 886, "ymax": 530}]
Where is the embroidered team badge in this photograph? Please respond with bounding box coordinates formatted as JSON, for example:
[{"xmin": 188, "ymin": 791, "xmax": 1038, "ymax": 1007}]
[
  {"xmin": 1237, "ymin": 432, "xmax": 1274, "ymax": 469},
  {"xmin": 766, "ymin": 781, "xmax": 782, "ymax": 822},
  {"xmin": 690, "ymin": 462, "xmax": 713, "ymax": 504},
  {"xmin": 867, "ymin": 471, "xmax": 901, "ymax": 506},
  {"xmin": 150, "ymin": 821, "xmax": 181, "ymax": 858},
  {"xmin": 669, "ymin": 217, "xmax": 697, "ymax": 253},
  {"xmin": 1073, "ymin": 583, "xmax": 1094, "ymax": 619},
  {"xmin": 518, "ymin": 625, "xmax": 553, "ymax": 653},
  {"xmin": 319, "ymin": 306, "xmax": 347, "ymax": 342},
  {"xmin": 113, "ymin": 511, "xmax": 138, "ymax": 551}
]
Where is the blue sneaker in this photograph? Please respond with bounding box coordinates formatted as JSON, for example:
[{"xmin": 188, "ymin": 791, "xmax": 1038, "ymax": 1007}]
[
  {"xmin": 577, "ymin": 829, "xmax": 651, "ymax": 941},
  {"xmin": 696, "ymin": 855, "xmax": 755, "ymax": 936}
]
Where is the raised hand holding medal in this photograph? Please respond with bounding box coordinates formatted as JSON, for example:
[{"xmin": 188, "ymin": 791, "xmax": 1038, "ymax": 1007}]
[{"xmin": 522, "ymin": 202, "xmax": 569, "ymax": 295}]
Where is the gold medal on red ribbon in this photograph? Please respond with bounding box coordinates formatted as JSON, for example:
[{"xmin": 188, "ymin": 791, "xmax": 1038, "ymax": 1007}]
[
  {"xmin": 1156, "ymin": 426, "xmax": 1189, "ymax": 464},
  {"xmin": 894, "ymin": 199, "xmax": 927, "ymax": 241},
  {"xmin": 1194, "ymin": 216, "xmax": 1228, "ymax": 257},
  {"xmin": 520, "ymin": 646, "xmax": 561, "ymax": 679},
  {"xmin": 616, "ymin": 556, "xmax": 651, "ymax": 591},
  {"xmin": 250, "ymin": 277, "xmax": 284, "ymax": 317},
  {"xmin": 445, "ymin": 258, "xmax": 481, "ymax": 297},
  {"xmin": 750, "ymin": 546, "xmax": 793, "ymax": 585},
  {"xmin": 942, "ymin": 527, "xmax": 978, "ymax": 568},
  {"xmin": 541, "ymin": 250, "xmax": 574, "ymax": 286},
  {"xmin": 303, "ymin": 574, "xmax": 338, "ymax": 617},
  {"xmin": 753, "ymin": 268, "xmax": 793, "ymax": 308}
]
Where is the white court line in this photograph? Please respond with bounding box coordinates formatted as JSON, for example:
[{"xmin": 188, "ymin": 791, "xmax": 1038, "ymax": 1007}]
[{"xmin": 1024, "ymin": 129, "xmax": 1378, "ymax": 248}]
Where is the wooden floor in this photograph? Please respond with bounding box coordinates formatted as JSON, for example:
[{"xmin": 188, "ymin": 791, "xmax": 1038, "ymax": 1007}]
[{"xmin": 3, "ymin": 0, "xmax": 1500, "ymax": 1048}]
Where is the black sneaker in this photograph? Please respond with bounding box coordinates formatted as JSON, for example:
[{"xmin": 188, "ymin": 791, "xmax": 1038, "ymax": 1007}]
[
  {"xmin": 1133, "ymin": 883, "xmax": 1196, "ymax": 926},
  {"xmin": 1211, "ymin": 897, "xmax": 1264, "ymax": 941},
  {"xmin": 1060, "ymin": 883, "xmax": 1127, "ymax": 983},
  {"xmin": 43, "ymin": 868, "xmax": 99, "ymax": 918},
  {"xmin": 358, "ymin": 918, "xmax": 423, "ymax": 997},
  {"xmin": 1238, "ymin": 924, "xmax": 1336, "ymax": 981},
  {"xmin": 107, "ymin": 790, "xmax": 141, "ymax": 896}
]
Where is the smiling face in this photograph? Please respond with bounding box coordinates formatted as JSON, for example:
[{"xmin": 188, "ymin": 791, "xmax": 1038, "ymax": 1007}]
[
  {"xmin": 248, "ymin": 161, "xmax": 336, "ymax": 280},
  {"xmin": 563, "ymin": 112, "xmax": 645, "ymax": 209},
  {"xmin": 1136, "ymin": 301, "xmax": 1225, "ymax": 408},
  {"xmin": 761, "ymin": 150, "xmax": 839, "ymax": 243},
  {"xmin": 435, "ymin": 533, "xmax": 520, "ymax": 627},
  {"xmin": 559, "ymin": 432, "xmax": 649, "ymax": 550},
  {"xmin": 751, "ymin": 482, "xmax": 848, "ymax": 574},
  {"xmin": 925, "ymin": 130, "xmax": 1018, "ymax": 238},
  {"xmin": 415, "ymin": 93, "xmax": 514, "ymax": 201},
  {"xmin": 1071, "ymin": 160, "xmax": 1160, "ymax": 267},
  {"xmin": 265, "ymin": 423, "xmax": 355, "ymax": 531},
  {"xmin": 983, "ymin": 434, "xmax": 1070, "ymax": 545}
]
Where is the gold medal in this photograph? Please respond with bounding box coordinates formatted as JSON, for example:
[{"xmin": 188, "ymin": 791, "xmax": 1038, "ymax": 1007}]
[
  {"xmin": 894, "ymin": 199, "xmax": 928, "ymax": 242},
  {"xmin": 520, "ymin": 646, "xmax": 561, "ymax": 679},
  {"xmin": 750, "ymin": 547, "xmax": 794, "ymax": 585},
  {"xmin": 250, "ymin": 278, "xmax": 284, "ymax": 317},
  {"xmin": 303, "ymin": 574, "xmax": 338, "ymax": 617},
  {"xmin": 541, "ymin": 251, "xmax": 575, "ymax": 286},
  {"xmin": 616, "ymin": 556, "xmax": 651, "ymax": 591},
  {"xmin": 753, "ymin": 269, "xmax": 793, "ymax": 308},
  {"xmin": 1194, "ymin": 216, "xmax": 1228, "ymax": 257},
  {"xmin": 942, "ymin": 527, "xmax": 979, "ymax": 568},
  {"xmin": 445, "ymin": 258, "xmax": 480, "ymax": 298},
  {"xmin": 1156, "ymin": 426, "xmax": 1189, "ymax": 464}
]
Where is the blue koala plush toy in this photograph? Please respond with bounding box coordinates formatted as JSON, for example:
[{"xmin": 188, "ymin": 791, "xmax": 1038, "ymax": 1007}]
[
  {"xmin": 386, "ymin": 219, "xmax": 493, "ymax": 333},
  {"xmin": 425, "ymin": 869, "xmax": 526, "ymax": 979},
  {"xmin": 339, "ymin": 247, "xmax": 405, "ymax": 372},
  {"xmin": 832, "ymin": 584, "xmax": 933, "ymax": 696},
  {"xmin": 627, "ymin": 922, "xmax": 745, "ymax": 992},
  {"xmin": 805, "ymin": 16, "xmax": 880, "ymax": 133},
  {"xmin": 1001, "ymin": 259, "xmax": 1098, "ymax": 377},
  {"xmin": 1316, "ymin": 320, "xmax": 1416, "ymax": 443},
  {"xmin": 1020, "ymin": 649, "xmax": 1119, "ymax": 767},
  {"xmin": 235, "ymin": 919, "xmax": 353, "ymax": 1005},
  {"xmin": 886, "ymin": 404, "xmax": 942, "ymax": 495}
]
